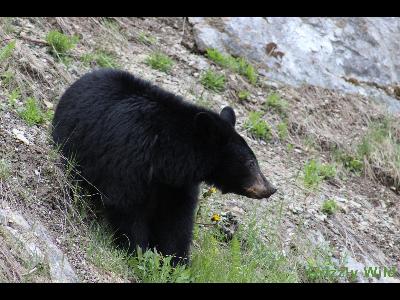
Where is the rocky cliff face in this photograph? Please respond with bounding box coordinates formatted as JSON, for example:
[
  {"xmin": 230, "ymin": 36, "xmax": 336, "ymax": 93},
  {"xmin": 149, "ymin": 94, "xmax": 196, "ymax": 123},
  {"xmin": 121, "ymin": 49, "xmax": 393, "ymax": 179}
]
[{"xmin": 189, "ymin": 17, "xmax": 400, "ymax": 113}]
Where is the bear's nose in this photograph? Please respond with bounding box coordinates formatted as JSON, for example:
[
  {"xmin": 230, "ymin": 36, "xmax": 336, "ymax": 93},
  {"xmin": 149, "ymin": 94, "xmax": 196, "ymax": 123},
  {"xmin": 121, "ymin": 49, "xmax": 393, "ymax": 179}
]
[{"xmin": 267, "ymin": 186, "xmax": 277, "ymax": 198}]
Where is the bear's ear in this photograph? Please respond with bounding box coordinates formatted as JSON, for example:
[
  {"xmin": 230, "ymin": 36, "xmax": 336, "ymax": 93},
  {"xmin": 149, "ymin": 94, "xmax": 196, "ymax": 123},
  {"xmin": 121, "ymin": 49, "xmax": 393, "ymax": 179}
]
[
  {"xmin": 194, "ymin": 112, "xmax": 218, "ymax": 140},
  {"xmin": 220, "ymin": 106, "xmax": 236, "ymax": 127}
]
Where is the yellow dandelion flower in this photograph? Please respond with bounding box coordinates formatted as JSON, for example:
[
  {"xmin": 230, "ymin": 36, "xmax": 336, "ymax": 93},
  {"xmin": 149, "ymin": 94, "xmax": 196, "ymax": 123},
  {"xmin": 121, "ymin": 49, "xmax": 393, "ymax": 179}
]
[
  {"xmin": 211, "ymin": 213, "xmax": 221, "ymax": 222},
  {"xmin": 203, "ymin": 186, "xmax": 217, "ymax": 198}
]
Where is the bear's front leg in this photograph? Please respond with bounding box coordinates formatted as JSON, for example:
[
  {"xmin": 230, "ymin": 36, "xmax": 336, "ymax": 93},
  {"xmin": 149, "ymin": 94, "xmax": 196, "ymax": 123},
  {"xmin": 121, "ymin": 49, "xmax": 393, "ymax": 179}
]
[
  {"xmin": 149, "ymin": 185, "xmax": 199, "ymax": 266},
  {"xmin": 105, "ymin": 205, "xmax": 150, "ymax": 254}
]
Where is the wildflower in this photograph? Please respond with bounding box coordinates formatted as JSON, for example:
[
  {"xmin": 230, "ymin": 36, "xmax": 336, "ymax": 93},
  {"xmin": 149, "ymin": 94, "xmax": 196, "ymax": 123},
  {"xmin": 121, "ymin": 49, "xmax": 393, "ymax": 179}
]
[
  {"xmin": 211, "ymin": 213, "xmax": 221, "ymax": 222},
  {"xmin": 202, "ymin": 186, "xmax": 217, "ymax": 198}
]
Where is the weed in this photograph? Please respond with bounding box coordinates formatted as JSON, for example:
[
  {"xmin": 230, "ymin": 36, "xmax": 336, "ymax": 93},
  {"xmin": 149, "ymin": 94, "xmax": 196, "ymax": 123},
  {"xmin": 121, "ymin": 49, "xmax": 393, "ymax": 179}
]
[
  {"xmin": 321, "ymin": 199, "xmax": 339, "ymax": 216},
  {"xmin": 0, "ymin": 18, "xmax": 15, "ymax": 34},
  {"xmin": 17, "ymin": 97, "xmax": 52, "ymax": 126},
  {"xmin": 81, "ymin": 50, "xmax": 119, "ymax": 68},
  {"xmin": 236, "ymin": 57, "xmax": 258, "ymax": 85},
  {"xmin": 45, "ymin": 30, "xmax": 79, "ymax": 62},
  {"xmin": 0, "ymin": 40, "xmax": 16, "ymax": 64},
  {"xmin": 102, "ymin": 18, "xmax": 121, "ymax": 33},
  {"xmin": 195, "ymin": 96, "xmax": 212, "ymax": 108},
  {"xmin": 334, "ymin": 150, "xmax": 363, "ymax": 173},
  {"xmin": 8, "ymin": 88, "xmax": 20, "ymax": 108},
  {"xmin": 86, "ymin": 222, "xmax": 135, "ymax": 281},
  {"xmin": 128, "ymin": 248, "xmax": 190, "ymax": 283},
  {"xmin": 137, "ymin": 32, "xmax": 157, "ymax": 45},
  {"xmin": 287, "ymin": 143, "xmax": 294, "ymax": 152},
  {"xmin": 319, "ymin": 163, "xmax": 336, "ymax": 179},
  {"xmin": 205, "ymin": 48, "xmax": 258, "ymax": 85},
  {"xmin": 277, "ymin": 121, "xmax": 289, "ymax": 140},
  {"xmin": 238, "ymin": 90, "xmax": 250, "ymax": 101},
  {"xmin": 303, "ymin": 252, "xmax": 341, "ymax": 283},
  {"xmin": 1, "ymin": 69, "xmax": 15, "ymax": 87},
  {"xmin": 145, "ymin": 52, "xmax": 174, "ymax": 73},
  {"xmin": 244, "ymin": 112, "xmax": 272, "ymax": 141},
  {"xmin": 200, "ymin": 69, "xmax": 226, "ymax": 92},
  {"xmin": 357, "ymin": 116, "xmax": 400, "ymax": 188},
  {"xmin": 265, "ymin": 93, "xmax": 288, "ymax": 115},
  {"xmin": 0, "ymin": 159, "xmax": 11, "ymax": 180},
  {"xmin": 303, "ymin": 159, "xmax": 336, "ymax": 188}
]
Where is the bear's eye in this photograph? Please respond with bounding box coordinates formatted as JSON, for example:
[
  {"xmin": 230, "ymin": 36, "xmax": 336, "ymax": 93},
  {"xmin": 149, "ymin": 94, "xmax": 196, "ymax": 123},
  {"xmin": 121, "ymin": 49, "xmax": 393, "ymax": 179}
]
[{"xmin": 247, "ymin": 160, "xmax": 256, "ymax": 168}]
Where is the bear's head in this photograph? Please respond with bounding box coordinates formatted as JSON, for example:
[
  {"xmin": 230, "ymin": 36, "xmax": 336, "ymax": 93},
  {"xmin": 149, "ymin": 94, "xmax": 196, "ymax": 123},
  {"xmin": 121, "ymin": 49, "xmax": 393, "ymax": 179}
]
[{"xmin": 195, "ymin": 106, "xmax": 277, "ymax": 200}]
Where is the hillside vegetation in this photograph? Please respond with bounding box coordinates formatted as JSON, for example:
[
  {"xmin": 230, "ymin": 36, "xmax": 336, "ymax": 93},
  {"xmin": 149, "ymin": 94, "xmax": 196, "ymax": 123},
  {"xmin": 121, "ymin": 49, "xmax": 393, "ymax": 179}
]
[{"xmin": 0, "ymin": 17, "xmax": 399, "ymax": 283}]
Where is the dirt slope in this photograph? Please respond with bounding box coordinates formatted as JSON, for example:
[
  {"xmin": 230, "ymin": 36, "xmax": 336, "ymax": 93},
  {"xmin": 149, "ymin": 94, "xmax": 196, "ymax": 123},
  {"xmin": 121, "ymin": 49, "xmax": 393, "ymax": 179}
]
[{"xmin": 0, "ymin": 17, "xmax": 399, "ymax": 282}]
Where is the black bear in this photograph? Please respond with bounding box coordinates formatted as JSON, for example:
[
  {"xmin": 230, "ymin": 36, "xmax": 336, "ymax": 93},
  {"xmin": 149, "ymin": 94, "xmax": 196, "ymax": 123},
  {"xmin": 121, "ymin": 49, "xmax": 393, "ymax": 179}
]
[{"xmin": 52, "ymin": 68, "xmax": 277, "ymax": 265}]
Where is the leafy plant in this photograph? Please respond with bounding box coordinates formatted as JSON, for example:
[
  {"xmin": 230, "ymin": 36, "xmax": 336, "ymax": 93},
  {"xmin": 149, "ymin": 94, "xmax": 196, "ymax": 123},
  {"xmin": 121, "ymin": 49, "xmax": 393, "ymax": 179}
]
[
  {"xmin": 18, "ymin": 97, "xmax": 52, "ymax": 126},
  {"xmin": 145, "ymin": 52, "xmax": 174, "ymax": 73},
  {"xmin": 45, "ymin": 30, "xmax": 79, "ymax": 62},
  {"xmin": 81, "ymin": 50, "xmax": 119, "ymax": 68},
  {"xmin": 200, "ymin": 69, "xmax": 226, "ymax": 92},
  {"xmin": 303, "ymin": 159, "xmax": 336, "ymax": 188},
  {"xmin": 277, "ymin": 121, "xmax": 289, "ymax": 140},
  {"xmin": 206, "ymin": 48, "xmax": 258, "ymax": 85},
  {"xmin": 244, "ymin": 112, "xmax": 272, "ymax": 141},
  {"xmin": 137, "ymin": 32, "xmax": 157, "ymax": 45},
  {"xmin": 0, "ymin": 40, "xmax": 16, "ymax": 64},
  {"xmin": 265, "ymin": 93, "xmax": 288, "ymax": 115},
  {"xmin": 0, "ymin": 159, "xmax": 10, "ymax": 180},
  {"xmin": 238, "ymin": 90, "xmax": 250, "ymax": 101},
  {"xmin": 8, "ymin": 88, "xmax": 20, "ymax": 108},
  {"xmin": 321, "ymin": 199, "xmax": 339, "ymax": 216}
]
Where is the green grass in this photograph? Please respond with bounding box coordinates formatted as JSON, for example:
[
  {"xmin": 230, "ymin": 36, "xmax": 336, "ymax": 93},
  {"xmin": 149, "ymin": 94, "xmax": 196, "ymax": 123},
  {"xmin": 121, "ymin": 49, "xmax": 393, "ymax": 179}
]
[
  {"xmin": 8, "ymin": 88, "xmax": 20, "ymax": 108},
  {"xmin": 137, "ymin": 32, "xmax": 157, "ymax": 45},
  {"xmin": 333, "ymin": 150, "xmax": 363, "ymax": 173},
  {"xmin": 265, "ymin": 93, "xmax": 288, "ymax": 115},
  {"xmin": 76, "ymin": 184, "xmax": 340, "ymax": 283},
  {"xmin": 235, "ymin": 57, "xmax": 258, "ymax": 85},
  {"xmin": 0, "ymin": 18, "xmax": 15, "ymax": 35},
  {"xmin": 238, "ymin": 90, "xmax": 250, "ymax": 101},
  {"xmin": 81, "ymin": 50, "xmax": 119, "ymax": 68},
  {"xmin": 277, "ymin": 121, "xmax": 289, "ymax": 140},
  {"xmin": 45, "ymin": 30, "xmax": 79, "ymax": 62},
  {"xmin": 145, "ymin": 52, "xmax": 174, "ymax": 73},
  {"xmin": 86, "ymin": 222, "xmax": 136, "ymax": 281},
  {"xmin": 200, "ymin": 69, "xmax": 226, "ymax": 92},
  {"xmin": 0, "ymin": 159, "xmax": 11, "ymax": 180},
  {"xmin": 303, "ymin": 159, "xmax": 336, "ymax": 188},
  {"xmin": 206, "ymin": 48, "xmax": 258, "ymax": 85},
  {"xmin": 102, "ymin": 18, "xmax": 121, "ymax": 33},
  {"xmin": 321, "ymin": 199, "xmax": 339, "ymax": 216},
  {"xmin": 356, "ymin": 116, "xmax": 400, "ymax": 189},
  {"xmin": 17, "ymin": 97, "xmax": 52, "ymax": 126},
  {"xmin": 244, "ymin": 112, "xmax": 272, "ymax": 141},
  {"xmin": 303, "ymin": 249, "xmax": 342, "ymax": 283},
  {"xmin": 1, "ymin": 69, "xmax": 15, "ymax": 87},
  {"xmin": 90, "ymin": 220, "xmax": 299, "ymax": 283},
  {"xmin": 195, "ymin": 96, "xmax": 212, "ymax": 109},
  {"xmin": 0, "ymin": 40, "xmax": 16, "ymax": 64}
]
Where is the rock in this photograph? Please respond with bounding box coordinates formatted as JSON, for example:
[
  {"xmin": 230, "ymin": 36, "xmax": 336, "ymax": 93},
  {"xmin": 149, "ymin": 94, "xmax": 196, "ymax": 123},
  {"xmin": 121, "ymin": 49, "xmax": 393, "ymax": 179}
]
[
  {"xmin": 189, "ymin": 17, "xmax": 400, "ymax": 113},
  {"xmin": 12, "ymin": 128, "xmax": 30, "ymax": 145},
  {"xmin": 218, "ymin": 211, "xmax": 239, "ymax": 241},
  {"xmin": 42, "ymin": 100, "xmax": 54, "ymax": 109},
  {"xmin": 0, "ymin": 208, "xmax": 79, "ymax": 283}
]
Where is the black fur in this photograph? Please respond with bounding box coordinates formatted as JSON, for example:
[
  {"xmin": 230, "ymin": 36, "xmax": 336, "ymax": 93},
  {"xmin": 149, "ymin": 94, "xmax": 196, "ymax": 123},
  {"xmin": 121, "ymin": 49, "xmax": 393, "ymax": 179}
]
[{"xmin": 52, "ymin": 68, "xmax": 274, "ymax": 265}]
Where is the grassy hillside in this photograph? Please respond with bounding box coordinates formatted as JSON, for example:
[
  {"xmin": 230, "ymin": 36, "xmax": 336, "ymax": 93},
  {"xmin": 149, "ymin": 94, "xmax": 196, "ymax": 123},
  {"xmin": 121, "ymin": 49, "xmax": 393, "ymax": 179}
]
[{"xmin": 0, "ymin": 17, "xmax": 399, "ymax": 283}]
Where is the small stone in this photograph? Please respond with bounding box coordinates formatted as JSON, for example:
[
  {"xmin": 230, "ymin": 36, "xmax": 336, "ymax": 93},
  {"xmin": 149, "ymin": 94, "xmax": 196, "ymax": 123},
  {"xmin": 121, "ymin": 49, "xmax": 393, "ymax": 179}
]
[
  {"xmin": 12, "ymin": 128, "xmax": 30, "ymax": 145},
  {"xmin": 294, "ymin": 148, "xmax": 302, "ymax": 153},
  {"xmin": 43, "ymin": 100, "xmax": 54, "ymax": 109}
]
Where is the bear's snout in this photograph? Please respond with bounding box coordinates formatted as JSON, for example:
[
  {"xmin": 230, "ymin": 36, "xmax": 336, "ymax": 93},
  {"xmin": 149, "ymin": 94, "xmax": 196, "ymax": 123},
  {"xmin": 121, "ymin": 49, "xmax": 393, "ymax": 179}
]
[{"xmin": 244, "ymin": 173, "xmax": 277, "ymax": 199}]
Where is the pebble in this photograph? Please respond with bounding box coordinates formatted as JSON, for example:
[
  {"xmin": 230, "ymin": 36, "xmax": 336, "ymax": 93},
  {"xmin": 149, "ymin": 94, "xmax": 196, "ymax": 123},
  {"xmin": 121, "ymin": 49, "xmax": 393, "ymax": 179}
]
[{"xmin": 12, "ymin": 128, "xmax": 30, "ymax": 145}]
